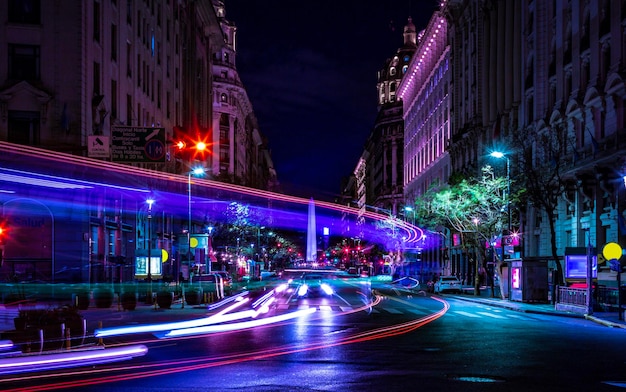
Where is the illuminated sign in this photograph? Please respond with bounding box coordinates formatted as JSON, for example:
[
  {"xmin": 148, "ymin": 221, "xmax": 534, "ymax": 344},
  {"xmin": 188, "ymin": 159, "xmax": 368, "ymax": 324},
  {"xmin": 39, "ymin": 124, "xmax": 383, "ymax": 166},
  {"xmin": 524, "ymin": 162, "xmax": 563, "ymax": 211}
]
[
  {"xmin": 135, "ymin": 249, "xmax": 162, "ymax": 278},
  {"xmin": 564, "ymin": 254, "xmax": 597, "ymax": 278},
  {"xmin": 511, "ymin": 267, "xmax": 520, "ymax": 289}
]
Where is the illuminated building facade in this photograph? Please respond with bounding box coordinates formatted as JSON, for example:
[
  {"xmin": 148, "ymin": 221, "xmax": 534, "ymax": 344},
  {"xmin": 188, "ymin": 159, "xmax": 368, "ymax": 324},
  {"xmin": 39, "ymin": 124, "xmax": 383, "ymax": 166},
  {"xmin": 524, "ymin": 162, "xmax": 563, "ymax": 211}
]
[
  {"xmin": 397, "ymin": 9, "xmax": 451, "ymax": 279},
  {"xmin": 441, "ymin": 0, "xmax": 626, "ymax": 287}
]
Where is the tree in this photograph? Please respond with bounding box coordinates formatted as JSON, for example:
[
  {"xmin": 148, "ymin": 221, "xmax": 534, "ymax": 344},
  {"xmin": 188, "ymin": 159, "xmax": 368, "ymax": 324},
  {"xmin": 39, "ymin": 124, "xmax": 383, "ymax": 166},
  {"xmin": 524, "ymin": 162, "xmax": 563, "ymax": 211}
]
[
  {"xmin": 413, "ymin": 166, "xmax": 509, "ymax": 297},
  {"xmin": 509, "ymin": 122, "xmax": 573, "ymax": 286}
]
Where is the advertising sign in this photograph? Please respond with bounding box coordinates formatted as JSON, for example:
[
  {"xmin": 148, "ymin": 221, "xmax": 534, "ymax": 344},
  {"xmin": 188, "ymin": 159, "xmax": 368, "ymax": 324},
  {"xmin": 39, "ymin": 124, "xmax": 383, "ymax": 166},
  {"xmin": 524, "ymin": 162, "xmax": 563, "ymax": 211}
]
[
  {"xmin": 135, "ymin": 249, "xmax": 162, "ymax": 278},
  {"xmin": 111, "ymin": 127, "xmax": 166, "ymax": 163}
]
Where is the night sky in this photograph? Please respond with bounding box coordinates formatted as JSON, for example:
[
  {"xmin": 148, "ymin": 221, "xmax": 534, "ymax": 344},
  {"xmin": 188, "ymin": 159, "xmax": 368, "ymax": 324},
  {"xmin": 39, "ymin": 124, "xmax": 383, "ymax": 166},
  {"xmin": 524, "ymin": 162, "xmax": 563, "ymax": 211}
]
[{"xmin": 225, "ymin": 0, "xmax": 436, "ymax": 201}]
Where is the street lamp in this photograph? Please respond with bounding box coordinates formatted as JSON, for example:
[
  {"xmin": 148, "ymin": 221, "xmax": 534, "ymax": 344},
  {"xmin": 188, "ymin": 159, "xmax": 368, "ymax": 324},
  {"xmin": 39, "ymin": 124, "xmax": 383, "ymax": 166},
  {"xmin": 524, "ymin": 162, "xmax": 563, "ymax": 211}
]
[
  {"xmin": 581, "ymin": 221, "xmax": 593, "ymax": 315},
  {"xmin": 187, "ymin": 167, "xmax": 205, "ymax": 279},
  {"xmin": 404, "ymin": 206, "xmax": 416, "ymax": 225},
  {"xmin": 146, "ymin": 198, "xmax": 155, "ymax": 301},
  {"xmin": 490, "ymin": 151, "xmax": 511, "ymax": 232}
]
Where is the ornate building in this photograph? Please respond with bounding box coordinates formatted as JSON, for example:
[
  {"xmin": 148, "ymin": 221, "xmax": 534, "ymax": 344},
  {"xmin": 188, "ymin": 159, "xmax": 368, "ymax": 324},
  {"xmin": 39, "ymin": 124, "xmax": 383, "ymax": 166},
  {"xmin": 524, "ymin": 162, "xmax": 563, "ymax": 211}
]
[
  {"xmin": 0, "ymin": 0, "xmax": 277, "ymax": 283},
  {"xmin": 397, "ymin": 9, "xmax": 452, "ymax": 279},
  {"xmin": 441, "ymin": 0, "xmax": 626, "ymax": 287},
  {"xmin": 352, "ymin": 17, "xmax": 417, "ymax": 217},
  {"xmin": 209, "ymin": 1, "xmax": 278, "ymax": 190}
]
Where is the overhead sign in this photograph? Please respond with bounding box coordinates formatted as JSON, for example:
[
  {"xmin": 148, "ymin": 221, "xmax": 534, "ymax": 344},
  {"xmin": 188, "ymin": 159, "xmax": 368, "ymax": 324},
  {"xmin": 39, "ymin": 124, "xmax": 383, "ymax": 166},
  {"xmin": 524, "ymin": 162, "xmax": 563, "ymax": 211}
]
[{"xmin": 112, "ymin": 127, "xmax": 166, "ymax": 163}]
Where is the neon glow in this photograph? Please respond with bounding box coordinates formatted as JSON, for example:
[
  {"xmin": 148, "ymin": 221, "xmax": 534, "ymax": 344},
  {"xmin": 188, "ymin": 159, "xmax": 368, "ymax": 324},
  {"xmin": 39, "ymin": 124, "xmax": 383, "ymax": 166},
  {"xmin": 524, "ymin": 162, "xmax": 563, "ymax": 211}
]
[{"xmin": 511, "ymin": 267, "xmax": 520, "ymax": 289}]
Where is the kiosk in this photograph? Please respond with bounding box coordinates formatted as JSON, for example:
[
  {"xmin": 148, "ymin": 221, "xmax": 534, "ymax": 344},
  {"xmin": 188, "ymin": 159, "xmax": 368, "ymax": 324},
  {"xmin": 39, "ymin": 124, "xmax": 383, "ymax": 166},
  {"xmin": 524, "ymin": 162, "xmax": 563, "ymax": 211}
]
[{"xmin": 510, "ymin": 258, "xmax": 549, "ymax": 302}]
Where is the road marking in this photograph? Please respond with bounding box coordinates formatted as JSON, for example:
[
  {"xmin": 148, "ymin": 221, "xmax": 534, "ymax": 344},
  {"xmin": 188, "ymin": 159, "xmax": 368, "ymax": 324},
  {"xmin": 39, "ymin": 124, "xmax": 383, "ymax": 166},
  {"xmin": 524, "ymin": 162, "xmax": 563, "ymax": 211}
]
[
  {"xmin": 454, "ymin": 311, "xmax": 481, "ymax": 318},
  {"xmin": 477, "ymin": 311, "xmax": 506, "ymax": 319},
  {"xmin": 505, "ymin": 314, "xmax": 528, "ymax": 319},
  {"xmin": 319, "ymin": 305, "xmax": 333, "ymax": 311},
  {"xmin": 405, "ymin": 308, "xmax": 428, "ymax": 315}
]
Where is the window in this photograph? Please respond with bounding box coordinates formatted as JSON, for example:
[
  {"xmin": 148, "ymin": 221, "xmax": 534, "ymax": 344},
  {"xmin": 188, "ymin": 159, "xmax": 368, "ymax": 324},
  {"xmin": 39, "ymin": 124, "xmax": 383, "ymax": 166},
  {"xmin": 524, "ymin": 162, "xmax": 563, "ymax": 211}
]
[
  {"xmin": 8, "ymin": 0, "xmax": 40, "ymax": 24},
  {"xmin": 8, "ymin": 44, "xmax": 40, "ymax": 80},
  {"xmin": 126, "ymin": 42, "xmax": 132, "ymax": 77},
  {"xmin": 111, "ymin": 24, "xmax": 118, "ymax": 61},
  {"xmin": 93, "ymin": 62, "xmax": 101, "ymax": 95},
  {"xmin": 93, "ymin": 1, "xmax": 101, "ymax": 42},
  {"xmin": 126, "ymin": 94, "xmax": 133, "ymax": 125},
  {"xmin": 126, "ymin": 0, "xmax": 132, "ymax": 25},
  {"xmin": 111, "ymin": 79, "xmax": 118, "ymax": 119},
  {"xmin": 220, "ymin": 93, "xmax": 228, "ymax": 103},
  {"xmin": 8, "ymin": 110, "xmax": 40, "ymax": 145}
]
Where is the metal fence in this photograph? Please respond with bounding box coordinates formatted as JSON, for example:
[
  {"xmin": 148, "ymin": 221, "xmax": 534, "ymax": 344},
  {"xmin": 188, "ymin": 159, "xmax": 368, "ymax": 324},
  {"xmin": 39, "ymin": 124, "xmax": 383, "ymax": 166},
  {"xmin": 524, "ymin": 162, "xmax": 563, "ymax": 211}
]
[{"xmin": 556, "ymin": 286, "xmax": 587, "ymax": 306}]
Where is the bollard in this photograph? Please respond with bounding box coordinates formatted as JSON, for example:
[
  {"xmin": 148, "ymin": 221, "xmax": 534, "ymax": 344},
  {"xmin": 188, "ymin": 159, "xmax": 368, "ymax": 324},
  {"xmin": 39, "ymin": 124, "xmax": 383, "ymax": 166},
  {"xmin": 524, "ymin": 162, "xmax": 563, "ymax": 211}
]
[
  {"xmin": 181, "ymin": 287, "xmax": 185, "ymax": 309},
  {"xmin": 97, "ymin": 321, "xmax": 104, "ymax": 346},
  {"xmin": 65, "ymin": 327, "xmax": 71, "ymax": 350}
]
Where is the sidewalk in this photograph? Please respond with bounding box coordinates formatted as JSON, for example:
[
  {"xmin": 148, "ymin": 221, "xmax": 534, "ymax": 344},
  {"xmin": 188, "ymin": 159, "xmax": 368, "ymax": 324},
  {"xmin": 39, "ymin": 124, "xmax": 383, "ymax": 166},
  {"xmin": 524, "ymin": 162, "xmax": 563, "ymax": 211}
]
[{"xmin": 448, "ymin": 286, "xmax": 626, "ymax": 330}]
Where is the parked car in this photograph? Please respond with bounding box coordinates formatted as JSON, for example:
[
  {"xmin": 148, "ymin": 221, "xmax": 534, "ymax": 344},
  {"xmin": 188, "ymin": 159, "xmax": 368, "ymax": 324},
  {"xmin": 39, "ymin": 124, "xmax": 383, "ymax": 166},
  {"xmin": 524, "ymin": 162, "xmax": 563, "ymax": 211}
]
[{"xmin": 434, "ymin": 276, "xmax": 462, "ymax": 294}]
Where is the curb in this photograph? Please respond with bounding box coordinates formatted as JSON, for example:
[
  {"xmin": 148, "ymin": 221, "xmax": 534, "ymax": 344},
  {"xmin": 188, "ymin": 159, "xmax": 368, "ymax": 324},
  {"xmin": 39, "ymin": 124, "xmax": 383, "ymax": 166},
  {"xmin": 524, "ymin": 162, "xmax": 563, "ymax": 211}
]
[{"xmin": 585, "ymin": 315, "xmax": 626, "ymax": 329}]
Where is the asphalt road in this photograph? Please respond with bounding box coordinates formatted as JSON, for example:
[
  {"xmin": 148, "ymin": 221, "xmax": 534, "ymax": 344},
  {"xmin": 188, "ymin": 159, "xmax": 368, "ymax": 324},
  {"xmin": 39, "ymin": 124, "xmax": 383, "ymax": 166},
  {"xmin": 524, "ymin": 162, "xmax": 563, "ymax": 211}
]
[{"xmin": 3, "ymin": 283, "xmax": 626, "ymax": 391}]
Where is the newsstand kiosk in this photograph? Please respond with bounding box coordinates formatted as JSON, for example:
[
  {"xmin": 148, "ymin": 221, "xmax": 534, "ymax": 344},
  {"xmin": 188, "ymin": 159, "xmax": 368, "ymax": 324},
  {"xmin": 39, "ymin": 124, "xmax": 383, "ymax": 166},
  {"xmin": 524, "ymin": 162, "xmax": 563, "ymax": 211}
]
[{"xmin": 509, "ymin": 258, "xmax": 549, "ymax": 302}]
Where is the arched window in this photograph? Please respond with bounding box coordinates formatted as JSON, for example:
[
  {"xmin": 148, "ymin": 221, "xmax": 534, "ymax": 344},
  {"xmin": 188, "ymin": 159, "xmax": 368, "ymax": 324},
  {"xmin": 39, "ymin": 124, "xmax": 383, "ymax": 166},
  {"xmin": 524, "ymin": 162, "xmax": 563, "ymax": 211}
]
[{"xmin": 220, "ymin": 93, "xmax": 228, "ymax": 103}]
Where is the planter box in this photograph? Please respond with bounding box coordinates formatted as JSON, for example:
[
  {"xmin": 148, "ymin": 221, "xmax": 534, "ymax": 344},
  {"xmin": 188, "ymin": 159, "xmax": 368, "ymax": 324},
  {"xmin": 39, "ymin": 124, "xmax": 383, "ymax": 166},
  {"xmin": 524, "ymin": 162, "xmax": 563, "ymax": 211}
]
[
  {"xmin": 121, "ymin": 292, "xmax": 137, "ymax": 311},
  {"xmin": 156, "ymin": 291, "xmax": 174, "ymax": 309},
  {"xmin": 93, "ymin": 288, "xmax": 114, "ymax": 309}
]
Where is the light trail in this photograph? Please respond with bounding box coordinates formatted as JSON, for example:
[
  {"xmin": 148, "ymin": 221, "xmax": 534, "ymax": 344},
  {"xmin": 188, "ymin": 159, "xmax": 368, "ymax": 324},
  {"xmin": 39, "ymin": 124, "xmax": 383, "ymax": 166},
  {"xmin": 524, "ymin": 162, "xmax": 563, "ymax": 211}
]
[
  {"xmin": 0, "ymin": 142, "xmax": 424, "ymax": 243},
  {"xmin": 0, "ymin": 296, "xmax": 447, "ymax": 392},
  {"xmin": 0, "ymin": 345, "xmax": 148, "ymax": 376}
]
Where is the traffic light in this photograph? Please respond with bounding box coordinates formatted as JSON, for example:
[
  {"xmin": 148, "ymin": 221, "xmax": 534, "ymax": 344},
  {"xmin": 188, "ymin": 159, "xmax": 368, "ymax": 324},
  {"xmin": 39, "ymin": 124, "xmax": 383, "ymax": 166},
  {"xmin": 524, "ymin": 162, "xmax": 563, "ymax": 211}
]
[{"xmin": 175, "ymin": 140, "xmax": 186, "ymax": 150}]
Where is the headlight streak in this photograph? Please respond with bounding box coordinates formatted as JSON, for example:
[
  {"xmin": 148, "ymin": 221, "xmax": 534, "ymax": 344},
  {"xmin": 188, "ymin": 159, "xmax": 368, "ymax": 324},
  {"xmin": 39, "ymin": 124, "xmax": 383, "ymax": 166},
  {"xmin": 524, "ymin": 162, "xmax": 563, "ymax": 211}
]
[
  {"xmin": 0, "ymin": 345, "xmax": 148, "ymax": 376},
  {"xmin": 207, "ymin": 291, "xmax": 249, "ymax": 311},
  {"xmin": 1, "ymin": 297, "xmax": 448, "ymax": 392},
  {"xmin": 160, "ymin": 307, "xmax": 317, "ymax": 338},
  {"xmin": 95, "ymin": 297, "xmax": 251, "ymax": 338}
]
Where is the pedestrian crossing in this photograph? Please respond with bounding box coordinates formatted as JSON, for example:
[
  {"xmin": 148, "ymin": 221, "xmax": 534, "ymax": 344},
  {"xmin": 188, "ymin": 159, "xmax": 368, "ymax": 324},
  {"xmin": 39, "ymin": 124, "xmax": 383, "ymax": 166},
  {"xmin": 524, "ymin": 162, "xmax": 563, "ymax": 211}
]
[{"xmin": 275, "ymin": 303, "xmax": 534, "ymax": 321}]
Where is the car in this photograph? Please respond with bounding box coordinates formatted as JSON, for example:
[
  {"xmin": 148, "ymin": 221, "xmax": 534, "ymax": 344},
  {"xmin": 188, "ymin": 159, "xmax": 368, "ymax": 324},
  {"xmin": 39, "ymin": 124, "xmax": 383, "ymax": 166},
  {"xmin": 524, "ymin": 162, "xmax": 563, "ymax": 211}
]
[
  {"xmin": 434, "ymin": 276, "xmax": 462, "ymax": 294},
  {"xmin": 297, "ymin": 273, "xmax": 334, "ymax": 297}
]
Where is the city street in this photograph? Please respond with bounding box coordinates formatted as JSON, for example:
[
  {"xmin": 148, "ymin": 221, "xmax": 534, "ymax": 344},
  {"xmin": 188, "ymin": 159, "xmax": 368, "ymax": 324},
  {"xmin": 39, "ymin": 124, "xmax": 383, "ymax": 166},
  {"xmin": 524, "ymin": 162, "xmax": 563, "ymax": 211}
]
[{"xmin": 3, "ymin": 284, "xmax": 626, "ymax": 391}]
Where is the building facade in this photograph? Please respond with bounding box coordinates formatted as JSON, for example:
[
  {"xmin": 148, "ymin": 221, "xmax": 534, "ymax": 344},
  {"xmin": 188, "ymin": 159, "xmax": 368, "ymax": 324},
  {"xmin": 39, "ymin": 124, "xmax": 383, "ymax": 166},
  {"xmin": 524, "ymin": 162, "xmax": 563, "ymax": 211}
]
[
  {"xmin": 397, "ymin": 9, "xmax": 452, "ymax": 279},
  {"xmin": 440, "ymin": 0, "xmax": 626, "ymax": 286},
  {"xmin": 0, "ymin": 0, "xmax": 277, "ymax": 283}
]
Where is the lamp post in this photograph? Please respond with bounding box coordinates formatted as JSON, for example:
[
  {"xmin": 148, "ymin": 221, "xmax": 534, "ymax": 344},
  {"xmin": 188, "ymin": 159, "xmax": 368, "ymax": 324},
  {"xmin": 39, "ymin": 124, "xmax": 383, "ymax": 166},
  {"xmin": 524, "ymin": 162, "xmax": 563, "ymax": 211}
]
[
  {"xmin": 187, "ymin": 167, "xmax": 205, "ymax": 277},
  {"xmin": 490, "ymin": 151, "xmax": 511, "ymax": 232},
  {"xmin": 404, "ymin": 206, "xmax": 416, "ymax": 226},
  {"xmin": 581, "ymin": 221, "xmax": 593, "ymax": 315},
  {"xmin": 146, "ymin": 198, "xmax": 155, "ymax": 301},
  {"xmin": 491, "ymin": 151, "xmax": 511, "ymax": 263}
]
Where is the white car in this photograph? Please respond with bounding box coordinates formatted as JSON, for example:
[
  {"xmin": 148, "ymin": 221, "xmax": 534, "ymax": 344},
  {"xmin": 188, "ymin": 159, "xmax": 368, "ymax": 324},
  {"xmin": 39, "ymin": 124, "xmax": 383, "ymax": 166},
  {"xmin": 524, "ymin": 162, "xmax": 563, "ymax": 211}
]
[{"xmin": 434, "ymin": 276, "xmax": 462, "ymax": 294}]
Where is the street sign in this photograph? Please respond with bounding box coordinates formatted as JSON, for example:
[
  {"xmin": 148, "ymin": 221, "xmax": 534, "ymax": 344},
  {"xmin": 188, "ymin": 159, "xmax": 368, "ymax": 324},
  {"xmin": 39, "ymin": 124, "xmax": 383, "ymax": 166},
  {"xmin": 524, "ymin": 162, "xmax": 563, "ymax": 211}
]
[
  {"xmin": 609, "ymin": 259, "xmax": 621, "ymax": 272},
  {"xmin": 111, "ymin": 127, "xmax": 166, "ymax": 163},
  {"xmin": 88, "ymin": 135, "xmax": 110, "ymax": 158}
]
